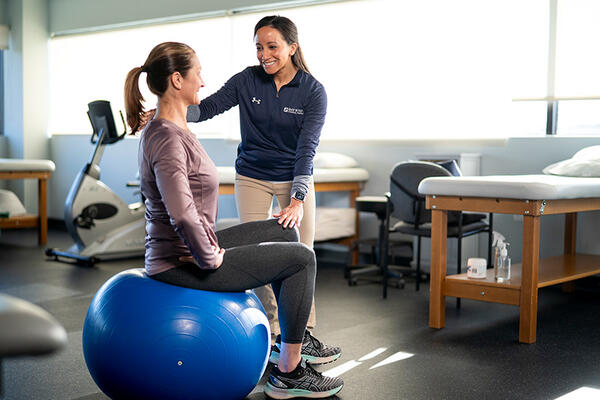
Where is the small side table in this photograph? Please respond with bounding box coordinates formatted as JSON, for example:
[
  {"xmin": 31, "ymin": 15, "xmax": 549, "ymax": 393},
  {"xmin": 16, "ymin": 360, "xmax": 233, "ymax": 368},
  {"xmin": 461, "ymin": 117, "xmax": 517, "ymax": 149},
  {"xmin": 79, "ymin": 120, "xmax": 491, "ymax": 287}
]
[{"xmin": 0, "ymin": 159, "xmax": 55, "ymax": 245}]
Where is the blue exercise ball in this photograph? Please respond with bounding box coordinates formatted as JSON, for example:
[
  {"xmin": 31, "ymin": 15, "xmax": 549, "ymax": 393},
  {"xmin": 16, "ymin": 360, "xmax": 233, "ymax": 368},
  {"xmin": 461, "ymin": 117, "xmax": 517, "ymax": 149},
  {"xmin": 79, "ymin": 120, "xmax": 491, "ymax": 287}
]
[{"xmin": 82, "ymin": 268, "xmax": 270, "ymax": 400}]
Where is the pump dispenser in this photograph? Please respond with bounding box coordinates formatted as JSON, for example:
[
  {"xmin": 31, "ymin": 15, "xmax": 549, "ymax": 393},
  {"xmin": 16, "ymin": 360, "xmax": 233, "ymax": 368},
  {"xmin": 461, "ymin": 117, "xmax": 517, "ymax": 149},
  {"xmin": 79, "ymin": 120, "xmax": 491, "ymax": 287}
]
[{"xmin": 492, "ymin": 231, "xmax": 506, "ymax": 281}]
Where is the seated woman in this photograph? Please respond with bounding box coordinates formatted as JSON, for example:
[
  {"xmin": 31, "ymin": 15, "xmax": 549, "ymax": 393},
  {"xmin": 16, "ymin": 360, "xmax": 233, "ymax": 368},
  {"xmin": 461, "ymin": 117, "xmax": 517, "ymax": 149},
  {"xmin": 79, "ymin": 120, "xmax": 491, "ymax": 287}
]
[{"xmin": 124, "ymin": 41, "xmax": 343, "ymax": 399}]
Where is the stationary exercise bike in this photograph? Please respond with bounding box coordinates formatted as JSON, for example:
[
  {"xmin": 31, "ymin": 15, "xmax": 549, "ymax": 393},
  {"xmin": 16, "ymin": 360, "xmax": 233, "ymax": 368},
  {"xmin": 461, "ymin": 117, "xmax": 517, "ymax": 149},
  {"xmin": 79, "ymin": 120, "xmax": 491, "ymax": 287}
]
[{"xmin": 46, "ymin": 100, "xmax": 146, "ymax": 266}]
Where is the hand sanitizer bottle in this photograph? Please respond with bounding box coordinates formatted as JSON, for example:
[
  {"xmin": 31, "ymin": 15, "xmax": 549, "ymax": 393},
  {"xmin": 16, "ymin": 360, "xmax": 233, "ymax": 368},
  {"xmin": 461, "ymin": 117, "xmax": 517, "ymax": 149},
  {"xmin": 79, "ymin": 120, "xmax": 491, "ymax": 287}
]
[
  {"xmin": 492, "ymin": 231, "xmax": 506, "ymax": 281},
  {"xmin": 496, "ymin": 242, "xmax": 511, "ymax": 283}
]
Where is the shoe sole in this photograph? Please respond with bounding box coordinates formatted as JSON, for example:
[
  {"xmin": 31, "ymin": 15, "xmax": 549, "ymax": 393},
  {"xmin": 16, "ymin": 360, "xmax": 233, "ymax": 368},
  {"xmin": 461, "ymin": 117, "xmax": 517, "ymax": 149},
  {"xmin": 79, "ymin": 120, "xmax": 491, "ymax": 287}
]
[
  {"xmin": 269, "ymin": 350, "xmax": 342, "ymax": 365},
  {"xmin": 264, "ymin": 382, "xmax": 343, "ymax": 399}
]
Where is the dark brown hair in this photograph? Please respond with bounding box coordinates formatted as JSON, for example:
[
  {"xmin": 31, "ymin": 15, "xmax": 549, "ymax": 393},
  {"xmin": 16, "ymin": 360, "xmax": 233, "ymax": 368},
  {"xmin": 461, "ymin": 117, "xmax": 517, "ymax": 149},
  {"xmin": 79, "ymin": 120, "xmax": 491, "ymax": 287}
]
[
  {"xmin": 254, "ymin": 15, "xmax": 310, "ymax": 74},
  {"xmin": 124, "ymin": 42, "xmax": 196, "ymax": 134}
]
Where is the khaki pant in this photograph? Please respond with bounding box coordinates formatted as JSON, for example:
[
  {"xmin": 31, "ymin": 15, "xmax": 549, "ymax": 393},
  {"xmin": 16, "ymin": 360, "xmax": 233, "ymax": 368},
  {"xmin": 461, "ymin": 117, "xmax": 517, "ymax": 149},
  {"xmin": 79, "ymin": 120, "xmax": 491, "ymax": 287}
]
[{"xmin": 235, "ymin": 173, "xmax": 317, "ymax": 340}]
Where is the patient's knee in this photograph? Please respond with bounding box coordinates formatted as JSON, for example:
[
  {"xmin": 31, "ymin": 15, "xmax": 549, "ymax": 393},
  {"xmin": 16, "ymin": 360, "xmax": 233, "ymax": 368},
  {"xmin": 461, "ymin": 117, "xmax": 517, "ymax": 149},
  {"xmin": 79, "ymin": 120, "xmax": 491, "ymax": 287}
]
[
  {"xmin": 297, "ymin": 243, "xmax": 316, "ymax": 275},
  {"xmin": 278, "ymin": 222, "xmax": 300, "ymax": 242}
]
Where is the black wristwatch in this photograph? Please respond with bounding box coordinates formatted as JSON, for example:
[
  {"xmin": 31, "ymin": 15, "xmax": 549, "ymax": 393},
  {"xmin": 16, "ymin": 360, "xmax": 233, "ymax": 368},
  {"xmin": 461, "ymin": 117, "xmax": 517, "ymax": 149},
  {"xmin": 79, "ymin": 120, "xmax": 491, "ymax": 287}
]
[{"xmin": 292, "ymin": 191, "xmax": 306, "ymax": 202}]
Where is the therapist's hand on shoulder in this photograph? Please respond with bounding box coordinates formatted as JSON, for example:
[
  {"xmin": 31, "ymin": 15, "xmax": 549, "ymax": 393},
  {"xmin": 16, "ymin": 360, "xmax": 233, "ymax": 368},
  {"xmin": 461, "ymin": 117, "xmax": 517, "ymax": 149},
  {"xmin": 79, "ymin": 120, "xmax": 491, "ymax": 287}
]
[
  {"xmin": 274, "ymin": 198, "xmax": 304, "ymax": 229},
  {"xmin": 179, "ymin": 246, "xmax": 225, "ymax": 269}
]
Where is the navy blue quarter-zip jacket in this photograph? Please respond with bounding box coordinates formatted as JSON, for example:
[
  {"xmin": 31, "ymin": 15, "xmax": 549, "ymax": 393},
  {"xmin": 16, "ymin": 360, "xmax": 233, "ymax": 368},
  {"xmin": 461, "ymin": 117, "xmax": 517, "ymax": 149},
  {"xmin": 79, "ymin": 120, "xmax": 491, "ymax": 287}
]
[{"xmin": 188, "ymin": 66, "xmax": 327, "ymax": 181}]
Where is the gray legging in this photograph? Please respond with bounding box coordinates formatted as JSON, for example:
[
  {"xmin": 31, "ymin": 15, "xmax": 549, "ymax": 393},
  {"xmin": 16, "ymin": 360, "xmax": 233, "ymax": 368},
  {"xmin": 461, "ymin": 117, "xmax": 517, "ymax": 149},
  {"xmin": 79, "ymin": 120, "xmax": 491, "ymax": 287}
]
[{"xmin": 150, "ymin": 219, "xmax": 316, "ymax": 344}]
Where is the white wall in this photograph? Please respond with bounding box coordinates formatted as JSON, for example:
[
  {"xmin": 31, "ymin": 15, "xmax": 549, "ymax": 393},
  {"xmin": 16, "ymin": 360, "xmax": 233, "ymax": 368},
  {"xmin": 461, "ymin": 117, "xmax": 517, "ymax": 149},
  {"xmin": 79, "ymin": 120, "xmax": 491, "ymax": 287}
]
[
  {"xmin": 0, "ymin": 0, "xmax": 6, "ymax": 137},
  {"xmin": 0, "ymin": 0, "xmax": 5, "ymax": 24},
  {"xmin": 0, "ymin": 136, "xmax": 7, "ymax": 190},
  {"xmin": 48, "ymin": 135, "xmax": 600, "ymax": 265},
  {"xmin": 2, "ymin": 0, "xmax": 50, "ymax": 213}
]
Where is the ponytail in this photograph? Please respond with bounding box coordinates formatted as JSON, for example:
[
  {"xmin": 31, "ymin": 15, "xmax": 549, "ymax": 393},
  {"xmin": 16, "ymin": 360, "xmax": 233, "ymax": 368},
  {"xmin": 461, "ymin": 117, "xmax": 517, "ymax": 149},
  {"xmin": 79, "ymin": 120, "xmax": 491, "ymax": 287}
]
[
  {"xmin": 124, "ymin": 67, "xmax": 145, "ymax": 134},
  {"xmin": 124, "ymin": 42, "xmax": 196, "ymax": 134}
]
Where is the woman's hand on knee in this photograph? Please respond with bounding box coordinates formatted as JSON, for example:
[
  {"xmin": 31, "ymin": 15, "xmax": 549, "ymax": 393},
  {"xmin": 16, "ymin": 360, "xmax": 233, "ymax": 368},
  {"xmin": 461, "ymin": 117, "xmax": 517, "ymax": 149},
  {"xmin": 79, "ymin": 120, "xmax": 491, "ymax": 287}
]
[
  {"xmin": 273, "ymin": 199, "xmax": 304, "ymax": 229},
  {"xmin": 213, "ymin": 247, "xmax": 225, "ymax": 268},
  {"xmin": 178, "ymin": 246, "xmax": 225, "ymax": 269}
]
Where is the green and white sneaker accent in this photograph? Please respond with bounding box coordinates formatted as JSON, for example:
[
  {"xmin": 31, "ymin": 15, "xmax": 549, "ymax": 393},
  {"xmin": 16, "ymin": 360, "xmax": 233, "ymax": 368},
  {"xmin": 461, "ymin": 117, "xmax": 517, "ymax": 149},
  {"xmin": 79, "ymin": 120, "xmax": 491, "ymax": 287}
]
[{"xmin": 265, "ymin": 358, "xmax": 344, "ymax": 399}]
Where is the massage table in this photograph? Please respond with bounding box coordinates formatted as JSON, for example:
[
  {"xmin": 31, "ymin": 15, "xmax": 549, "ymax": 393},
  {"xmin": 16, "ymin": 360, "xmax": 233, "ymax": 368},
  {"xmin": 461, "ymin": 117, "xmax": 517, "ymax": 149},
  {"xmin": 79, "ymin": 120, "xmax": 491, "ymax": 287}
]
[
  {"xmin": 419, "ymin": 174, "xmax": 600, "ymax": 343},
  {"xmin": 217, "ymin": 166, "xmax": 369, "ymax": 263},
  {"xmin": 0, "ymin": 159, "xmax": 55, "ymax": 245}
]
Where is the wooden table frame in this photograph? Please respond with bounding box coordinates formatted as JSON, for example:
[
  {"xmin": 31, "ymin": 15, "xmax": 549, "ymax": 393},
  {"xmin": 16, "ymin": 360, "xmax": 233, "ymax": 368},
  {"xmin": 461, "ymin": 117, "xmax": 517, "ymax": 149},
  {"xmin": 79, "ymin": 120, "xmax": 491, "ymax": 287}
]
[
  {"xmin": 427, "ymin": 194, "xmax": 600, "ymax": 343},
  {"xmin": 219, "ymin": 181, "xmax": 364, "ymax": 264},
  {"xmin": 0, "ymin": 170, "xmax": 51, "ymax": 245}
]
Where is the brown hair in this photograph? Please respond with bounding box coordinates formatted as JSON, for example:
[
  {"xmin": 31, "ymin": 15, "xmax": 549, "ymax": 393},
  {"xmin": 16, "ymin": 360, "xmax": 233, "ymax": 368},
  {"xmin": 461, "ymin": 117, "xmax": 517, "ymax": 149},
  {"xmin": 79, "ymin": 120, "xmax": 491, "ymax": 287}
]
[
  {"xmin": 254, "ymin": 15, "xmax": 310, "ymax": 74},
  {"xmin": 124, "ymin": 42, "xmax": 196, "ymax": 134}
]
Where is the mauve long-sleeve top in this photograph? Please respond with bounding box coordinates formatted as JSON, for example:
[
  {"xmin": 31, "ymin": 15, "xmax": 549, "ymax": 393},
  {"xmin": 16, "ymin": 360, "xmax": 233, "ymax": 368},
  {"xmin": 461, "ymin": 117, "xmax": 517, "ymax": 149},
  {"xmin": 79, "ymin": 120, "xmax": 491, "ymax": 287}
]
[{"xmin": 138, "ymin": 118, "xmax": 219, "ymax": 275}]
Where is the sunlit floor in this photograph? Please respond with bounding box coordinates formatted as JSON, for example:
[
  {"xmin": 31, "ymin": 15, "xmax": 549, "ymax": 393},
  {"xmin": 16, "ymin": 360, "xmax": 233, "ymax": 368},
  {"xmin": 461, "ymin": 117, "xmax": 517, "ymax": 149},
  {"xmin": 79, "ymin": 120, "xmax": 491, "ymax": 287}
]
[{"xmin": 1, "ymin": 227, "xmax": 600, "ymax": 400}]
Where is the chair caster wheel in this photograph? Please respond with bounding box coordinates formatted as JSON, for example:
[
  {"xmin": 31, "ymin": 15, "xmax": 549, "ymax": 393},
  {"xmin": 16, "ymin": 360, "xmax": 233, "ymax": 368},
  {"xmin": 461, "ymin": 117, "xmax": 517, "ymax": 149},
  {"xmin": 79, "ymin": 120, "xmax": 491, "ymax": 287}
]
[{"xmin": 78, "ymin": 257, "xmax": 99, "ymax": 268}]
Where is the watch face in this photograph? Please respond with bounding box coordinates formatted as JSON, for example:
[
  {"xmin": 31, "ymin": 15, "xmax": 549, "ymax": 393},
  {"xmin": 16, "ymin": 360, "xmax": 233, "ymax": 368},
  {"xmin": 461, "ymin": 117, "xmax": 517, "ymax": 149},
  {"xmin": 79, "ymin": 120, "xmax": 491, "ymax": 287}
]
[{"xmin": 294, "ymin": 191, "xmax": 306, "ymax": 201}]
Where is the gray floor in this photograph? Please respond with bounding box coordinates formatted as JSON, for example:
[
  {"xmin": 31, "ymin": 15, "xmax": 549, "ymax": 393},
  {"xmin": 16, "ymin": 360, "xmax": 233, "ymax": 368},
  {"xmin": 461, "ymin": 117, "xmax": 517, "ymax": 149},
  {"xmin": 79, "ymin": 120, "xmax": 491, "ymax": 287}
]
[{"xmin": 1, "ymin": 228, "xmax": 600, "ymax": 400}]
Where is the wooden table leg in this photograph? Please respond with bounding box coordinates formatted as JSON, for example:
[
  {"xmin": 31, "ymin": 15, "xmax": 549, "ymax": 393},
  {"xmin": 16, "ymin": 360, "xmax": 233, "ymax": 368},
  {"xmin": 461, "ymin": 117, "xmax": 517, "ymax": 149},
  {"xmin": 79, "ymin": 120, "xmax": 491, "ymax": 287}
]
[
  {"xmin": 429, "ymin": 209, "xmax": 448, "ymax": 329},
  {"xmin": 349, "ymin": 188, "xmax": 360, "ymax": 265},
  {"xmin": 38, "ymin": 178, "xmax": 48, "ymax": 245},
  {"xmin": 562, "ymin": 213, "xmax": 577, "ymax": 293},
  {"xmin": 564, "ymin": 213, "xmax": 577, "ymax": 255},
  {"xmin": 519, "ymin": 215, "xmax": 540, "ymax": 343}
]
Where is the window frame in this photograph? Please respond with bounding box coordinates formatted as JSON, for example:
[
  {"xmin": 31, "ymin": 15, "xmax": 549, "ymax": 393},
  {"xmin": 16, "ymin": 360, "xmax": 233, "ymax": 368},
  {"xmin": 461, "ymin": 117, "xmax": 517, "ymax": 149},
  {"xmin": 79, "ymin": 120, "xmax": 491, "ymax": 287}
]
[{"xmin": 512, "ymin": 0, "xmax": 600, "ymax": 136}]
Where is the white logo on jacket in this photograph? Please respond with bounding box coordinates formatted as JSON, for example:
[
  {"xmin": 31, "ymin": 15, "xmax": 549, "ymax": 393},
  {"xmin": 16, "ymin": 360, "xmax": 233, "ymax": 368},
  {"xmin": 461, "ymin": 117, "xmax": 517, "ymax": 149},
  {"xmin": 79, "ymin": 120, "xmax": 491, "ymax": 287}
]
[
  {"xmin": 283, "ymin": 107, "xmax": 304, "ymax": 115},
  {"xmin": 252, "ymin": 97, "xmax": 261, "ymax": 104}
]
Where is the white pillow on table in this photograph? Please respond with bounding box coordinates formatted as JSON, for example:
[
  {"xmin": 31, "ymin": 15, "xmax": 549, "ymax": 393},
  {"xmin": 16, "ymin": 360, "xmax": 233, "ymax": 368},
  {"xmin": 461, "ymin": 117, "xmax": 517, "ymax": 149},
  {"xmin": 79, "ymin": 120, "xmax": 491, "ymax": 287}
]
[
  {"xmin": 313, "ymin": 152, "xmax": 358, "ymax": 169},
  {"xmin": 543, "ymin": 145, "xmax": 600, "ymax": 177}
]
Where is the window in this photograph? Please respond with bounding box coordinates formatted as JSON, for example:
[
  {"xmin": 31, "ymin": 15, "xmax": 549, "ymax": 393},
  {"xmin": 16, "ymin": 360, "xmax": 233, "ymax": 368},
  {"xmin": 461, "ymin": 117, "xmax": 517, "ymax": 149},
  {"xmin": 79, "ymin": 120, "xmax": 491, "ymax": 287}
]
[
  {"xmin": 50, "ymin": 0, "xmax": 593, "ymax": 139},
  {"xmin": 509, "ymin": 0, "xmax": 549, "ymax": 136},
  {"xmin": 512, "ymin": 0, "xmax": 600, "ymax": 136},
  {"xmin": 554, "ymin": 0, "xmax": 600, "ymax": 135},
  {"xmin": 49, "ymin": 18, "xmax": 233, "ymax": 136}
]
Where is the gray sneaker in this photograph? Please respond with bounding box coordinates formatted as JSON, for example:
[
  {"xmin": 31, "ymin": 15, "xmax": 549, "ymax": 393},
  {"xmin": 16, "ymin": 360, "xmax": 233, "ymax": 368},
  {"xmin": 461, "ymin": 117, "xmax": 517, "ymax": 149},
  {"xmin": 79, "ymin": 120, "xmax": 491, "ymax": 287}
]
[
  {"xmin": 269, "ymin": 330, "xmax": 342, "ymax": 365},
  {"xmin": 265, "ymin": 358, "xmax": 344, "ymax": 399}
]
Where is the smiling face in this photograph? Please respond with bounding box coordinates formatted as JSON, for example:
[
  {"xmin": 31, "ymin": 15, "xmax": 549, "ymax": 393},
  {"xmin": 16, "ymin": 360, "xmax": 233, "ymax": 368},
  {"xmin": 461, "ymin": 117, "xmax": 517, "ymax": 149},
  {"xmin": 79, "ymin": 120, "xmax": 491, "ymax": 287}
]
[
  {"xmin": 255, "ymin": 26, "xmax": 298, "ymax": 77},
  {"xmin": 180, "ymin": 56, "xmax": 205, "ymax": 105}
]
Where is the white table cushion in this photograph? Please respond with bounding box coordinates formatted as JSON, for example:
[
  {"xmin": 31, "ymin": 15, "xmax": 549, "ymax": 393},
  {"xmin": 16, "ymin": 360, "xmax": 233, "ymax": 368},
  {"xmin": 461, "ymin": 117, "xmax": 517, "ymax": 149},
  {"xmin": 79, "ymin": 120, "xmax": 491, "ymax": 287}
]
[
  {"xmin": 418, "ymin": 174, "xmax": 600, "ymax": 200},
  {"xmin": 313, "ymin": 167, "xmax": 369, "ymax": 183},
  {"xmin": 216, "ymin": 166, "xmax": 369, "ymax": 185},
  {"xmin": 0, "ymin": 158, "xmax": 56, "ymax": 172},
  {"xmin": 0, "ymin": 189, "xmax": 27, "ymax": 216},
  {"xmin": 217, "ymin": 166, "xmax": 236, "ymax": 184},
  {"xmin": 313, "ymin": 152, "xmax": 359, "ymax": 168},
  {"xmin": 314, "ymin": 207, "xmax": 356, "ymax": 242}
]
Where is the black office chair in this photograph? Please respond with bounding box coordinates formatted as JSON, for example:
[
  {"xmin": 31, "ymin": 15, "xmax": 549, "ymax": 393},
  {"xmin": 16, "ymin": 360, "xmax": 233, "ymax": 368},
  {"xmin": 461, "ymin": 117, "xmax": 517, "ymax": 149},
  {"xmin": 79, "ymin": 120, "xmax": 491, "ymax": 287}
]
[
  {"xmin": 381, "ymin": 161, "xmax": 493, "ymax": 301},
  {"xmin": 345, "ymin": 196, "xmax": 413, "ymax": 289}
]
